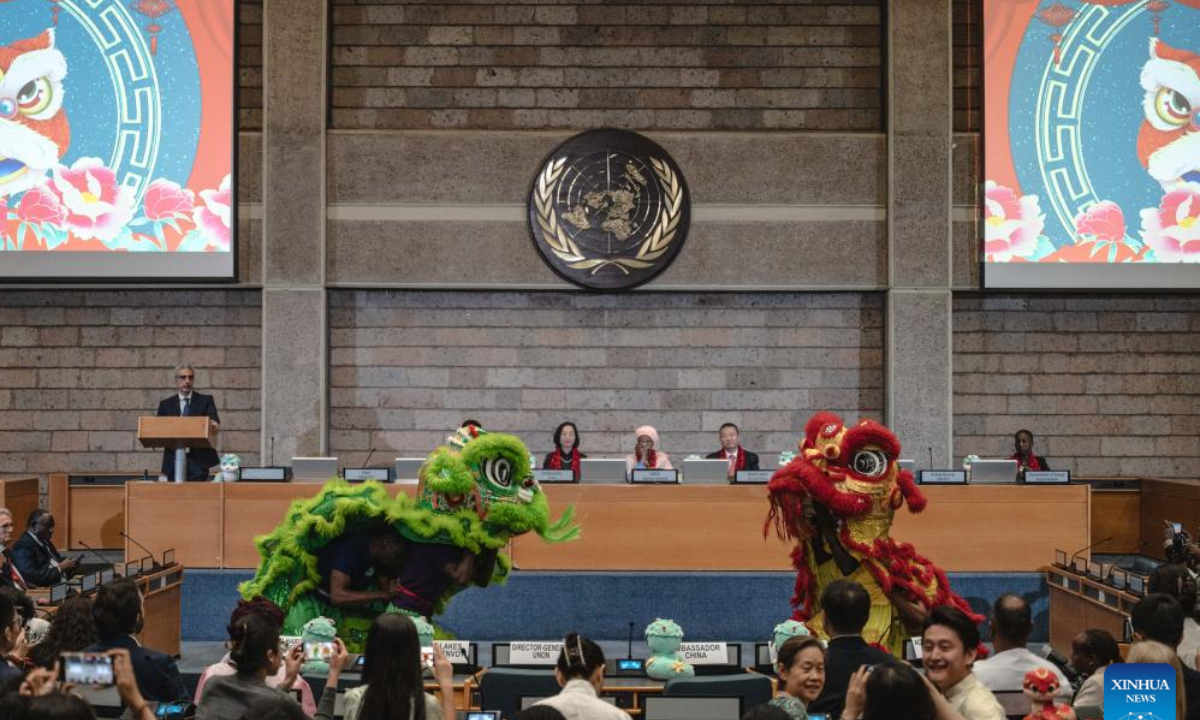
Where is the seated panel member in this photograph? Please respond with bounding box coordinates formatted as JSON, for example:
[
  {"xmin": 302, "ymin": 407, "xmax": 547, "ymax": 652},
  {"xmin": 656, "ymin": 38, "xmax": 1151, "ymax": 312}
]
[
  {"xmin": 12, "ymin": 508, "xmax": 79, "ymax": 588},
  {"xmin": 624, "ymin": 425, "xmax": 673, "ymax": 478},
  {"xmin": 543, "ymin": 422, "xmax": 587, "ymax": 477},
  {"xmin": 1011, "ymin": 429, "xmax": 1050, "ymax": 478},
  {"xmin": 156, "ymin": 363, "xmax": 221, "ymax": 481},
  {"xmin": 705, "ymin": 422, "xmax": 760, "ymax": 479},
  {"xmin": 0, "ymin": 507, "xmax": 28, "ymax": 591}
]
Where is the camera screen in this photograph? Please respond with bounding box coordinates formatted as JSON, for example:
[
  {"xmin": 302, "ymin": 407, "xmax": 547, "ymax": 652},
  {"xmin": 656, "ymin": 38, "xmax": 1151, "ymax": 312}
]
[
  {"xmin": 304, "ymin": 642, "xmax": 336, "ymax": 663},
  {"xmin": 62, "ymin": 653, "xmax": 114, "ymax": 686},
  {"xmin": 155, "ymin": 702, "xmax": 189, "ymax": 718}
]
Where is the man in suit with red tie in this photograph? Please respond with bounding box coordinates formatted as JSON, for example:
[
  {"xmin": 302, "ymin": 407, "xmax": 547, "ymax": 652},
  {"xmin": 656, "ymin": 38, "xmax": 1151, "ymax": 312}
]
[
  {"xmin": 156, "ymin": 364, "xmax": 221, "ymax": 481},
  {"xmin": 0, "ymin": 508, "xmax": 27, "ymax": 591},
  {"xmin": 706, "ymin": 422, "xmax": 760, "ymax": 480}
]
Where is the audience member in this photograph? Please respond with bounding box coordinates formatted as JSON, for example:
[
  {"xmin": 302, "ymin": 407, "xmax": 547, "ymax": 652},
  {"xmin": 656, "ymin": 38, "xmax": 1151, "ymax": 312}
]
[
  {"xmin": 343, "ymin": 613, "xmax": 455, "ymax": 720},
  {"xmin": 625, "ymin": 426, "xmax": 672, "ymax": 478},
  {"xmin": 1011, "ymin": 430, "xmax": 1049, "ymax": 477},
  {"xmin": 1130, "ymin": 593, "xmax": 1200, "ymax": 720},
  {"xmin": 1127, "ymin": 640, "xmax": 1186, "ymax": 720},
  {"xmin": 972, "ymin": 594, "xmax": 1068, "ymax": 693},
  {"xmin": 12, "ymin": 509, "xmax": 78, "ymax": 588},
  {"xmin": 706, "ymin": 423, "xmax": 760, "ymax": 479},
  {"xmin": 0, "ymin": 590, "xmax": 25, "ymax": 685},
  {"xmin": 28, "ymin": 596, "xmax": 96, "ymax": 670},
  {"xmin": 535, "ymin": 632, "xmax": 632, "ymax": 720},
  {"xmin": 1150, "ymin": 562, "xmax": 1200, "ymax": 669},
  {"xmin": 195, "ymin": 597, "xmax": 317, "ymax": 715},
  {"xmin": 0, "ymin": 508, "xmax": 28, "ymax": 590},
  {"xmin": 1069, "ymin": 629, "xmax": 1121, "ymax": 708},
  {"xmin": 0, "ymin": 587, "xmax": 34, "ymax": 628},
  {"xmin": 740, "ymin": 706, "xmax": 791, "ymax": 720},
  {"xmin": 922, "ymin": 606, "xmax": 1004, "ymax": 720},
  {"xmin": 841, "ymin": 659, "xmax": 969, "ymax": 720},
  {"xmin": 770, "ymin": 635, "xmax": 825, "ymax": 719},
  {"xmin": 86, "ymin": 577, "xmax": 189, "ymax": 702},
  {"xmin": 544, "ymin": 422, "xmax": 587, "ymax": 477},
  {"xmin": 809, "ymin": 580, "xmax": 892, "ymax": 718},
  {"xmin": 197, "ymin": 612, "xmax": 336, "ymax": 720},
  {"xmin": 4, "ymin": 651, "xmax": 157, "ymax": 719}
]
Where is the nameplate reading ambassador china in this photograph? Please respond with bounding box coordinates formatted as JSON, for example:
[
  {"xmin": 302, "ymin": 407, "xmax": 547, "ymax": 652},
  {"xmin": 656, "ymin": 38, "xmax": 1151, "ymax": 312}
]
[{"xmin": 527, "ymin": 129, "xmax": 690, "ymax": 290}]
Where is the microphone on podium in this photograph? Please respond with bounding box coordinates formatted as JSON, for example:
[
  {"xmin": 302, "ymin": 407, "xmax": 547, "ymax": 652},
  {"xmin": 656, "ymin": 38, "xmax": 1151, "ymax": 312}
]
[
  {"xmin": 1069, "ymin": 536, "xmax": 1114, "ymax": 569},
  {"xmin": 76, "ymin": 540, "xmax": 119, "ymax": 577},
  {"xmin": 120, "ymin": 531, "xmax": 161, "ymax": 570},
  {"xmin": 927, "ymin": 446, "xmax": 934, "ymax": 470},
  {"xmin": 362, "ymin": 448, "xmax": 377, "ymax": 468}
]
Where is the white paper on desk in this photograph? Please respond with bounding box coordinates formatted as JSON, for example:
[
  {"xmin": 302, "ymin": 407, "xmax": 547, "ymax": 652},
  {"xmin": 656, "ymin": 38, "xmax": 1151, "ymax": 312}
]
[
  {"xmin": 508, "ymin": 641, "xmax": 563, "ymax": 665},
  {"xmin": 679, "ymin": 642, "xmax": 729, "ymax": 665}
]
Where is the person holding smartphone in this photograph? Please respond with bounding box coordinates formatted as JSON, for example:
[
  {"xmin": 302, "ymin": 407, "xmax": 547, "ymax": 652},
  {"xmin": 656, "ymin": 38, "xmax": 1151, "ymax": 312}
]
[
  {"xmin": 343, "ymin": 613, "xmax": 455, "ymax": 720},
  {"xmin": 10, "ymin": 648, "xmax": 157, "ymax": 720}
]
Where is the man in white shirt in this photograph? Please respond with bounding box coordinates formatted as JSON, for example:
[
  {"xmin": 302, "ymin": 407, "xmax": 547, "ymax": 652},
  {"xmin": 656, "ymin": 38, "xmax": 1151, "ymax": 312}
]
[
  {"xmin": 923, "ymin": 605, "xmax": 1006, "ymax": 720},
  {"xmin": 973, "ymin": 594, "xmax": 1070, "ymax": 695}
]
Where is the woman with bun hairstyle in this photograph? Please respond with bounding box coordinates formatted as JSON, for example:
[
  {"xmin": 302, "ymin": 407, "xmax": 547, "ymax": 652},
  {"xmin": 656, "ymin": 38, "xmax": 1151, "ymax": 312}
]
[{"xmin": 532, "ymin": 633, "xmax": 631, "ymax": 720}]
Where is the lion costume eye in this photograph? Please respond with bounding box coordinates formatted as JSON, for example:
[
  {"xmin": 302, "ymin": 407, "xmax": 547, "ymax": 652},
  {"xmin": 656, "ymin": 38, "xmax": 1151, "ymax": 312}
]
[
  {"xmin": 851, "ymin": 449, "xmax": 888, "ymax": 477},
  {"xmin": 16, "ymin": 77, "xmax": 52, "ymax": 116},
  {"xmin": 483, "ymin": 457, "xmax": 513, "ymax": 489},
  {"xmin": 1155, "ymin": 87, "xmax": 1192, "ymax": 127}
]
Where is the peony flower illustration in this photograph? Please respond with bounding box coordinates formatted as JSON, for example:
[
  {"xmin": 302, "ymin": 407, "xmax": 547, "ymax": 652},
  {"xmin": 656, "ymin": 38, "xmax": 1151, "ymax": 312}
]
[
  {"xmin": 1074, "ymin": 201, "xmax": 1124, "ymax": 243},
  {"xmin": 1140, "ymin": 182, "xmax": 1200, "ymax": 262},
  {"xmin": 984, "ymin": 181, "xmax": 1045, "ymax": 261},
  {"xmin": 16, "ymin": 185, "xmax": 65, "ymax": 226},
  {"xmin": 142, "ymin": 178, "xmax": 194, "ymax": 221},
  {"xmin": 51, "ymin": 157, "xmax": 135, "ymax": 242},
  {"xmin": 192, "ymin": 174, "xmax": 231, "ymax": 251}
]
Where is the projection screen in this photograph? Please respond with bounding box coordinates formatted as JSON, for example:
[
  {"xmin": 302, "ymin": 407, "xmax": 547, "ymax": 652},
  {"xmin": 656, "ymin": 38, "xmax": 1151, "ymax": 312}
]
[
  {"xmin": 0, "ymin": 0, "xmax": 235, "ymax": 280},
  {"xmin": 983, "ymin": 0, "xmax": 1200, "ymax": 289}
]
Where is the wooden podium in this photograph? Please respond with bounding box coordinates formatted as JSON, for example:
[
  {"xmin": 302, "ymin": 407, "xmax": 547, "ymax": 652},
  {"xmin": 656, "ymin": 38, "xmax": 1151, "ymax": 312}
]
[{"xmin": 136, "ymin": 417, "xmax": 217, "ymax": 482}]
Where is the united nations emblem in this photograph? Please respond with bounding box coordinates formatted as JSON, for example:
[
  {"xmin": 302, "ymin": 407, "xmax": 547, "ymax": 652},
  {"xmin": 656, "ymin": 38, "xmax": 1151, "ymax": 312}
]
[{"xmin": 528, "ymin": 129, "xmax": 690, "ymax": 290}]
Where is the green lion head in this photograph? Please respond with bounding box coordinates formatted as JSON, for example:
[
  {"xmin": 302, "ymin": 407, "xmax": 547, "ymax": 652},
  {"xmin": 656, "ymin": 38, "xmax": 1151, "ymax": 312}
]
[{"xmin": 417, "ymin": 426, "xmax": 577, "ymax": 543}]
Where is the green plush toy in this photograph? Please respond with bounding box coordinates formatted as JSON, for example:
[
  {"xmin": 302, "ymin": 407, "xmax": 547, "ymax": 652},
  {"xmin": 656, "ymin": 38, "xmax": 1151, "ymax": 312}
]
[
  {"xmin": 644, "ymin": 618, "xmax": 694, "ymax": 680},
  {"xmin": 300, "ymin": 617, "xmax": 338, "ymax": 673},
  {"xmin": 239, "ymin": 426, "xmax": 578, "ymax": 652},
  {"xmin": 772, "ymin": 619, "xmax": 811, "ymax": 651}
]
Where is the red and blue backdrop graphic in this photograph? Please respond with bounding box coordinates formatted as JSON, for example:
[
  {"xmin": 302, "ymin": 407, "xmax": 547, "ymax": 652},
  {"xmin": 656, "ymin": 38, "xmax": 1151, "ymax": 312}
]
[
  {"xmin": 1105, "ymin": 662, "xmax": 1176, "ymax": 719},
  {"xmin": 0, "ymin": 0, "xmax": 234, "ymax": 261},
  {"xmin": 984, "ymin": 1, "xmax": 1200, "ymax": 272}
]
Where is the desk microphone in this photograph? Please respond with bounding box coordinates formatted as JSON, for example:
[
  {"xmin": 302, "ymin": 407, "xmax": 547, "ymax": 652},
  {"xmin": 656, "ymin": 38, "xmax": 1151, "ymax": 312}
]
[
  {"xmin": 1069, "ymin": 536, "xmax": 1114, "ymax": 569},
  {"xmin": 270, "ymin": 436, "xmax": 275, "ymax": 466},
  {"xmin": 120, "ymin": 531, "xmax": 161, "ymax": 569},
  {"xmin": 627, "ymin": 621, "xmax": 635, "ymax": 660},
  {"xmin": 362, "ymin": 448, "xmax": 377, "ymax": 468},
  {"xmin": 76, "ymin": 540, "xmax": 118, "ymax": 577},
  {"xmin": 1104, "ymin": 541, "xmax": 1148, "ymax": 582},
  {"xmin": 927, "ymin": 446, "xmax": 934, "ymax": 470}
]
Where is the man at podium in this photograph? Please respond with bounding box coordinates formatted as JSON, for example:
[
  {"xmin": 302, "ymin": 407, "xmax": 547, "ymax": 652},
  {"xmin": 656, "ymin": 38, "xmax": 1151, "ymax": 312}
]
[{"xmin": 156, "ymin": 364, "xmax": 220, "ymax": 481}]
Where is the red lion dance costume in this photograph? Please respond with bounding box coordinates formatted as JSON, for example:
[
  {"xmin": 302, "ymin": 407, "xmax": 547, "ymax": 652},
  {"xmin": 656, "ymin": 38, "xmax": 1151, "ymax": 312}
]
[{"xmin": 765, "ymin": 412, "xmax": 980, "ymax": 656}]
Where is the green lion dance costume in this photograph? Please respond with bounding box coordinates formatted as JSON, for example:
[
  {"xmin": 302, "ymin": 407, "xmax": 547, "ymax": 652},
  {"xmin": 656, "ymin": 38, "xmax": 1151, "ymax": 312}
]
[{"xmin": 240, "ymin": 426, "xmax": 578, "ymax": 650}]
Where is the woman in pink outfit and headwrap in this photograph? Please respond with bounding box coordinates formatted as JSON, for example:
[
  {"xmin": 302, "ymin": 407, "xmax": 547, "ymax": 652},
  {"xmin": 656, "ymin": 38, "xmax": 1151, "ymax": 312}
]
[{"xmin": 625, "ymin": 425, "xmax": 673, "ymax": 478}]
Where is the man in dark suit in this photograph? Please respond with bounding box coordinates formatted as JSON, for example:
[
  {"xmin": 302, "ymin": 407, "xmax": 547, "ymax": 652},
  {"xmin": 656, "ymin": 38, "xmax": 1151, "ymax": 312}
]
[
  {"xmin": 156, "ymin": 363, "xmax": 220, "ymax": 481},
  {"xmin": 86, "ymin": 577, "xmax": 189, "ymax": 702},
  {"xmin": 808, "ymin": 580, "xmax": 894, "ymax": 719},
  {"xmin": 705, "ymin": 422, "xmax": 760, "ymax": 479},
  {"xmin": 12, "ymin": 508, "xmax": 78, "ymax": 588},
  {"xmin": 0, "ymin": 508, "xmax": 27, "ymax": 591}
]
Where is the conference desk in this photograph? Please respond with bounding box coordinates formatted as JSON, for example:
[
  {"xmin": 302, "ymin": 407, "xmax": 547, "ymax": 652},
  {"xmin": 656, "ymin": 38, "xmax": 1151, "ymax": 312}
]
[
  {"xmin": 48, "ymin": 472, "xmax": 143, "ymax": 550},
  {"xmin": 0, "ymin": 476, "xmax": 39, "ymax": 535},
  {"xmin": 30, "ymin": 564, "xmax": 184, "ymax": 657},
  {"xmin": 1045, "ymin": 564, "xmax": 1136, "ymax": 656},
  {"xmin": 124, "ymin": 481, "xmax": 1088, "ymax": 572}
]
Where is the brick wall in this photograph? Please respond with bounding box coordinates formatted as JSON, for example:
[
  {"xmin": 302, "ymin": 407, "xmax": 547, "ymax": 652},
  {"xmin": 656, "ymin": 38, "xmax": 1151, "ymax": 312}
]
[
  {"xmin": 953, "ymin": 295, "xmax": 1200, "ymax": 478},
  {"xmin": 239, "ymin": 0, "xmax": 263, "ymax": 130},
  {"xmin": 0, "ymin": 291, "xmax": 263, "ymax": 476},
  {"xmin": 329, "ymin": 1, "xmax": 884, "ymax": 131},
  {"xmin": 329, "ymin": 291, "xmax": 884, "ymax": 461},
  {"xmin": 953, "ymin": 0, "xmax": 980, "ymax": 133}
]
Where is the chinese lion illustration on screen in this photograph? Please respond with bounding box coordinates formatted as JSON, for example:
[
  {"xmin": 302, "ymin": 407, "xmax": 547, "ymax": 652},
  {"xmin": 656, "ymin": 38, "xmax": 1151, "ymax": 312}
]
[
  {"xmin": 0, "ymin": 29, "xmax": 68, "ymax": 199},
  {"xmin": 985, "ymin": 1, "xmax": 1200, "ymax": 269},
  {"xmin": 765, "ymin": 412, "xmax": 981, "ymax": 656},
  {"xmin": 239, "ymin": 426, "xmax": 578, "ymax": 651}
]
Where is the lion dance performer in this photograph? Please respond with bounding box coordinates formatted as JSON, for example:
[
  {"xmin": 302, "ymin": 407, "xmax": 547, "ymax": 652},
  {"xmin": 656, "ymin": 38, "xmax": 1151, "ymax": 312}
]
[
  {"xmin": 765, "ymin": 412, "xmax": 980, "ymax": 656},
  {"xmin": 240, "ymin": 425, "xmax": 578, "ymax": 650}
]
